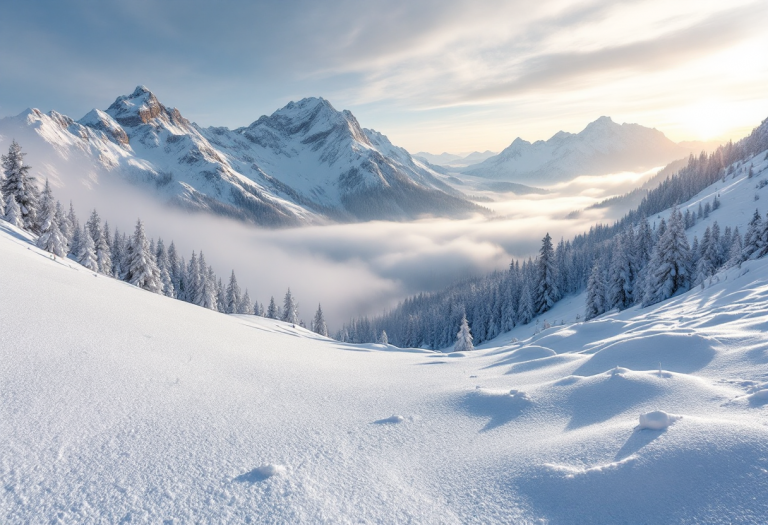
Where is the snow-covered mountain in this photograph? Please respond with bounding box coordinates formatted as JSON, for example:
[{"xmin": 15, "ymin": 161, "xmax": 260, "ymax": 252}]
[
  {"xmin": 462, "ymin": 116, "xmax": 694, "ymax": 184},
  {"xmin": 415, "ymin": 150, "xmax": 497, "ymax": 168},
  {"xmin": 0, "ymin": 87, "xmax": 482, "ymax": 226}
]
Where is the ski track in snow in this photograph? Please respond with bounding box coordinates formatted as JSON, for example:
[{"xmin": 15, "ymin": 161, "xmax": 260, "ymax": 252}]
[{"xmin": 2, "ymin": 150, "xmax": 768, "ymax": 523}]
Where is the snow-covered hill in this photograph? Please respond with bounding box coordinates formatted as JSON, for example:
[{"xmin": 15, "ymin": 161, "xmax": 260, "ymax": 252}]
[
  {"xmin": 0, "ymin": 87, "xmax": 482, "ymax": 227},
  {"xmin": 463, "ymin": 116, "xmax": 694, "ymax": 184},
  {"xmin": 3, "ymin": 201, "xmax": 768, "ymax": 522}
]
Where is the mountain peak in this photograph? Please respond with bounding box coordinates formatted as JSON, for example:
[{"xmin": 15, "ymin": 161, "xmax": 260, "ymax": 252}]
[
  {"xmin": 106, "ymin": 85, "xmax": 165, "ymax": 127},
  {"xmin": 105, "ymin": 85, "xmax": 187, "ymax": 129},
  {"xmin": 584, "ymin": 115, "xmax": 616, "ymax": 130}
]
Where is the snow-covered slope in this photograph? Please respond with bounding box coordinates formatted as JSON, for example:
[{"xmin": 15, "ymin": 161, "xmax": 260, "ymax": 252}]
[
  {"xmin": 3, "ymin": 211, "xmax": 768, "ymax": 522},
  {"xmin": 0, "ymin": 87, "xmax": 482, "ymax": 227},
  {"xmin": 463, "ymin": 116, "xmax": 692, "ymax": 184}
]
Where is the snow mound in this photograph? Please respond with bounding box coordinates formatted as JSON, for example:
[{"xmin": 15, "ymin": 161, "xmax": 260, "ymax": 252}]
[
  {"xmin": 374, "ymin": 415, "xmax": 405, "ymax": 424},
  {"xmin": 235, "ymin": 464, "xmax": 287, "ymax": 482},
  {"xmin": 638, "ymin": 410, "xmax": 680, "ymax": 430},
  {"xmin": 576, "ymin": 333, "xmax": 716, "ymax": 375},
  {"xmin": 749, "ymin": 389, "xmax": 768, "ymax": 402}
]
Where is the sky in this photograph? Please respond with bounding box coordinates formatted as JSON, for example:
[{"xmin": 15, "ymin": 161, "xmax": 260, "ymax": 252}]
[{"xmin": 1, "ymin": 0, "xmax": 767, "ymax": 154}]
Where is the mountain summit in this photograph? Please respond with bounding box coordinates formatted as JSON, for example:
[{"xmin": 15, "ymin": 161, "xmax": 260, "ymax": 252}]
[{"xmin": 463, "ymin": 116, "xmax": 691, "ymax": 184}]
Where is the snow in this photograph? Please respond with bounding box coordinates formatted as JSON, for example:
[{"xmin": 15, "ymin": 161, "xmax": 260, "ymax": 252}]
[
  {"xmin": 638, "ymin": 410, "xmax": 680, "ymax": 430},
  {"xmin": 3, "ymin": 151, "xmax": 768, "ymax": 521},
  {"xmin": 463, "ymin": 116, "xmax": 693, "ymax": 184}
]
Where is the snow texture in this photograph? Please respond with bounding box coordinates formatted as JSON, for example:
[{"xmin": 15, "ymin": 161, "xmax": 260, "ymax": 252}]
[{"xmin": 3, "ymin": 176, "xmax": 768, "ymax": 521}]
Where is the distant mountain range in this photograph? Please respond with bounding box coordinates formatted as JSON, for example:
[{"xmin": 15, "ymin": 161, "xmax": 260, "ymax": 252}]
[
  {"xmin": 414, "ymin": 150, "xmax": 498, "ymax": 168},
  {"xmin": 460, "ymin": 116, "xmax": 716, "ymax": 184},
  {"xmin": 0, "ymin": 86, "xmax": 484, "ymax": 227}
]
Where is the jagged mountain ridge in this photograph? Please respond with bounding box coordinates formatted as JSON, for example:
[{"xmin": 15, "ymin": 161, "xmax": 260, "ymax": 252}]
[
  {"xmin": 0, "ymin": 86, "xmax": 483, "ymax": 226},
  {"xmin": 462, "ymin": 116, "xmax": 693, "ymax": 184}
]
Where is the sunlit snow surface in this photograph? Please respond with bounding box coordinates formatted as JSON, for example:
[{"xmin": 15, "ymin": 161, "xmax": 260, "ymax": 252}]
[{"xmin": 1, "ymin": 221, "xmax": 768, "ymax": 523}]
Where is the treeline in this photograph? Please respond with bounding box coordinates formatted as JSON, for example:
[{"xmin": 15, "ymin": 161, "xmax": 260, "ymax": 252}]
[
  {"xmin": 1, "ymin": 140, "xmax": 329, "ymax": 337},
  {"xmin": 339, "ymin": 117, "xmax": 768, "ymax": 349}
]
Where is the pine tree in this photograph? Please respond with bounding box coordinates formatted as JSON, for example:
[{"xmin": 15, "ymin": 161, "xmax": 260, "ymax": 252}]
[
  {"xmin": 379, "ymin": 330, "xmax": 388, "ymax": 345},
  {"xmin": 517, "ymin": 282, "xmax": 534, "ymax": 325},
  {"xmin": 608, "ymin": 231, "xmax": 636, "ymax": 310},
  {"xmin": 585, "ymin": 261, "xmax": 606, "ymax": 320},
  {"xmin": 312, "ymin": 304, "xmax": 328, "ymax": 336},
  {"xmin": 77, "ymin": 225, "xmax": 98, "ymax": 271},
  {"xmin": 167, "ymin": 241, "xmax": 181, "ymax": 298},
  {"xmin": 155, "ymin": 239, "xmax": 174, "ymax": 297},
  {"xmin": 742, "ymin": 209, "xmax": 762, "ymax": 260},
  {"xmin": 201, "ymin": 265, "xmax": 218, "ymax": 310},
  {"xmin": 282, "ymin": 288, "xmax": 299, "ymax": 324},
  {"xmin": 110, "ymin": 228, "xmax": 127, "ymax": 279},
  {"xmin": 695, "ymin": 226, "xmax": 715, "ymax": 285},
  {"xmin": 35, "ymin": 179, "xmax": 66, "ymax": 257},
  {"xmin": 726, "ymin": 227, "xmax": 743, "ymax": 268},
  {"xmin": 1, "ymin": 140, "xmax": 38, "ymax": 231},
  {"xmin": 454, "ymin": 314, "xmax": 474, "ymax": 352},
  {"xmin": 187, "ymin": 252, "xmax": 202, "ymax": 305},
  {"xmin": 642, "ymin": 208, "xmax": 691, "ymax": 306},
  {"xmin": 86, "ymin": 209, "xmax": 101, "ymax": 245},
  {"xmin": 125, "ymin": 219, "xmax": 161, "ymax": 292},
  {"xmin": 95, "ymin": 224, "xmax": 112, "ymax": 276},
  {"xmin": 535, "ymin": 232, "xmax": 559, "ymax": 314},
  {"xmin": 225, "ymin": 271, "xmax": 241, "ymax": 314},
  {"xmin": 266, "ymin": 296, "xmax": 278, "ymax": 319},
  {"xmin": 0, "ymin": 191, "xmax": 4, "ymax": 219},
  {"xmin": 65, "ymin": 201, "xmax": 78, "ymax": 247},
  {"xmin": 4, "ymin": 193, "xmax": 23, "ymax": 228},
  {"xmin": 238, "ymin": 289, "xmax": 253, "ymax": 315}
]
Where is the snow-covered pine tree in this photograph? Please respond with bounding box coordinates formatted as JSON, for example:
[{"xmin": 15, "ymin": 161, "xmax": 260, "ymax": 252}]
[
  {"xmin": 77, "ymin": 225, "xmax": 98, "ymax": 271},
  {"xmin": 201, "ymin": 265, "xmax": 218, "ymax": 310},
  {"xmin": 535, "ymin": 233, "xmax": 559, "ymax": 314},
  {"xmin": 517, "ymin": 281, "xmax": 534, "ymax": 325},
  {"xmin": 86, "ymin": 209, "xmax": 101, "ymax": 245},
  {"xmin": 266, "ymin": 296, "xmax": 278, "ymax": 319},
  {"xmin": 742, "ymin": 209, "xmax": 762, "ymax": 260},
  {"xmin": 695, "ymin": 226, "xmax": 715, "ymax": 285},
  {"xmin": 35, "ymin": 180, "xmax": 66, "ymax": 257},
  {"xmin": 125, "ymin": 219, "xmax": 161, "ymax": 292},
  {"xmin": 110, "ymin": 228, "xmax": 126, "ymax": 279},
  {"xmin": 167, "ymin": 241, "xmax": 181, "ymax": 298},
  {"xmin": 225, "ymin": 271, "xmax": 241, "ymax": 314},
  {"xmin": 282, "ymin": 288, "xmax": 299, "ymax": 324},
  {"xmin": 256, "ymin": 302, "xmax": 265, "ymax": 317},
  {"xmin": 4, "ymin": 193, "xmax": 23, "ymax": 228},
  {"xmin": 238, "ymin": 289, "xmax": 253, "ymax": 315},
  {"xmin": 585, "ymin": 261, "xmax": 606, "ymax": 320},
  {"xmin": 65, "ymin": 201, "xmax": 78, "ymax": 247},
  {"xmin": 454, "ymin": 314, "xmax": 474, "ymax": 352},
  {"xmin": 1, "ymin": 140, "xmax": 38, "ymax": 231},
  {"xmin": 642, "ymin": 208, "xmax": 691, "ymax": 306},
  {"xmin": 726, "ymin": 227, "xmax": 743, "ymax": 268},
  {"xmin": 95, "ymin": 223, "xmax": 112, "ymax": 276},
  {"xmin": 379, "ymin": 330, "xmax": 388, "ymax": 345},
  {"xmin": 608, "ymin": 230, "xmax": 636, "ymax": 310},
  {"xmin": 155, "ymin": 239, "xmax": 174, "ymax": 297},
  {"xmin": 312, "ymin": 304, "xmax": 328, "ymax": 336},
  {"xmin": 187, "ymin": 252, "xmax": 203, "ymax": 305},
  {"xmin": 216, "ymin": 277, "xmax": 226, "ymax": 313}
]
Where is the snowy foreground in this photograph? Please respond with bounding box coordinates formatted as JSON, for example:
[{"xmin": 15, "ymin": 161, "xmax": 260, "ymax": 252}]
[{"xmin": 2, "ymin": 224, "xmax": 768, "ymax": 523}]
